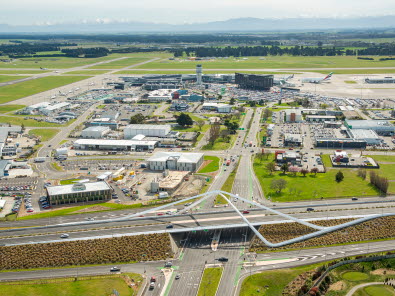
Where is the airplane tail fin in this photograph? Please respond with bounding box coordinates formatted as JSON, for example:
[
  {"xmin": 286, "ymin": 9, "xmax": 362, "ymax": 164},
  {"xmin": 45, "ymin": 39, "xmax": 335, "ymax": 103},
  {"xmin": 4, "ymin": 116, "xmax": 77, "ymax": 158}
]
[{"xmin": 323, "ymin": 72, "xmax": 333, "ymax": 81}]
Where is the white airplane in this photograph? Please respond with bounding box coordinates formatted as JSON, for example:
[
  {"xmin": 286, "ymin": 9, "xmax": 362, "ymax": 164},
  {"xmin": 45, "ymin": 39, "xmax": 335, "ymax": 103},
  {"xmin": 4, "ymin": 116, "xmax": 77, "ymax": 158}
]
[
  {"xmin": 274, "ymin": 74, "xmax": 294, "ymax": 86},
  {"xmin": 301, "ymin": 72, "xmax": 333, "ymax": 84}
]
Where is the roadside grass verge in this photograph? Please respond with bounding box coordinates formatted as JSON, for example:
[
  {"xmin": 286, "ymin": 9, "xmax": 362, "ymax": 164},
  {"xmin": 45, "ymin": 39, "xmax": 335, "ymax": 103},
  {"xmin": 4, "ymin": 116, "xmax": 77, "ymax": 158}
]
[
  {"xmin": 0, "ymin": 273, "xmax": 143, "ymax": 296},
  {"xmin": 198, "ymin": 156, "xmax": 221, "ymax": 173},
  {"xmin": 59, "ymin": 178, "xmax": 80, "ymax": 185},
  {"xmin": 344, "ymin": 80, "xmax": 358, "ymax": 84},
  {"xmin": 0, "ymin": 76, "xmax": 91, "ymax": 104},
  {"xmin": 51, "ymin": 162, "xmax": 63, "ymax": 171},
  {"xmin": 197, "ymin": 267, "xmax": 223, "ymax": 296},
  {"xmin": 0, "ymin": 116, "xmax": 74, "ymax": 127},
  {"xmin": 0, "ymin": 76, "xmax": 29, "ymax": 83},
  {"xmin": 215, "ymin": 159, "xmax": 239, "ymax": 205},
  {"xmin": 201, "ymin": 134, "xmax": 236, "ymax": 151},
  {"xmin": 28, "ymin": 128, "xmax": 59, "ymax": 142}
]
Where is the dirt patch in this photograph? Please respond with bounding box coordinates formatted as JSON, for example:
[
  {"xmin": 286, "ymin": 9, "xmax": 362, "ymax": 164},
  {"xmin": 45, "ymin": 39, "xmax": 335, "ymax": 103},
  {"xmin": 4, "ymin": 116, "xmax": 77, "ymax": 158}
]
[
  {"xmin": 72, "ymin": 205, "xmax": 110, "ymax": 213},
  {"xmin": 200, "ymin": 159, "xmax": 212, "ymax": 169},
  {"xmin": 371, "ymin": 268, "xmax": 395, "ymax": 275},
  {"xmin": 329, "ymin": 281, "xmax": 345, "ymax": 291}
]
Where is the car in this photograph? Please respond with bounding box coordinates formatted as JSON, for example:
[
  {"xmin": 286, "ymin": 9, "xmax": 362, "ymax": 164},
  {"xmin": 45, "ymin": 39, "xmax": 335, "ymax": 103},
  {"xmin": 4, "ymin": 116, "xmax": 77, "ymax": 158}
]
[
  {"xmin": 166, "ymin": 224, "xmax": 174, "ymax": 229},
  {"xmin": 242, "ymin": 210, "xmax": 250, "ymax": 214},
  {"xmin": 86, "ymin": 217, "xmax": 95, "ymax": 221},
  {"xmin": 175, "ymin": 275, "xmax": 180, "ymax": 280},
  {"xmin": 150, "ymin": 276, "xmax": 156, "ymax": 282},
  {"xmin": 352, "ymin": 197, "xmax": 358, "ymax": 201},
  {"xmin": 217, "ymin": 257, "xmax": 228, "ymax": 262},
  {"xmin": 27, "ymin": 208, "xmax": 34, "ymax": 212},
  {"xmin": 306, "ymin": 208, "xmax": 314, "ymax": 212},
  {"xmin": 110, "ymin": 267, "xmax": 120, "ymax": 272},
  {"xmin": 157, "ymin": 213, "xmax": 164, "ymax": 216},
  {"xmin": 164, "ymin": 262, "xmax": 172, "ymax": 267},
  {"xmin": 60, "ymin": 234, "xmax": 69, "ymax": 238},
  {"xmin": 149, "ymin": 282, "xmax": 155, "ymax": 290}
]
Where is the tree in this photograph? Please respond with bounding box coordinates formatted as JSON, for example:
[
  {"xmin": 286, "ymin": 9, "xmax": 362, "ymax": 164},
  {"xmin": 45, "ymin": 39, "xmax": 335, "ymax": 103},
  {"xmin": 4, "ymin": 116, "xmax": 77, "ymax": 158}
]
[
  {"xmin": 270, "ymin": 178, "xmax": 287, "ymax": 193},
  {"xmin": 230, "ymin": 98, "xmax": 236, "ymax": 105},
  {"xmin": 335, "ymin": 171, "xmax": 344, "ymax": 183},
  {"xmin": 266, "ymin": 162, "xmax": 276, "ymax": 175},
  {"xmin": 310, "ymin": 168, "xmax": 318, "ymax": 176},
  {"xmin": 208, "ymin": 122, "xmax": 220, "ymax": 145},
  {"xmin": 280, "ymin": 163, "xmax": 289, "ymax": 174},
  {"xmin": 130, "ymin": 113, "xmax": 145, "ymax": 124},
  {"xmin": 176, "ymin": 113, "xmax": 193, "ymax": 127},
  {"xmin": 196, "ymin": 119, "xmax": 205, "ymax": 131},
  {"xmin": 300, "ymin": 168, "xmax": 309, "ymax": 177},
  {"xmin": 289, "ymin": 166, "xmax": 300, "ymax": 176}
]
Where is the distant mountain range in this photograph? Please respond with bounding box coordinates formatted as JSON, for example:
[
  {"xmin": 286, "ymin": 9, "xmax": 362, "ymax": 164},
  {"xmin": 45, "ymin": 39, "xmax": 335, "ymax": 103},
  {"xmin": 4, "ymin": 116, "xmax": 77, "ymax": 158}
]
[{"xmin": 1, "ymin": 16, "xmax": 395, "ymax": 33}]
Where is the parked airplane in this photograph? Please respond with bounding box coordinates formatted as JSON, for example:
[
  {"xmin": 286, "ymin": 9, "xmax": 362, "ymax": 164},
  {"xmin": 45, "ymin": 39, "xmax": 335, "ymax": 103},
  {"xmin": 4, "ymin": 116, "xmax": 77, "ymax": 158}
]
[
  {"xmin": 40, "ymin": 67, "xmax": 48, "ymax": 70},
  {"xmin": 273, "ymin": 74, "xmax": 294, "ymax": 86},
  {"xmin": 301, "ymin": 72, "xmax": 333, "ymax": 84}
]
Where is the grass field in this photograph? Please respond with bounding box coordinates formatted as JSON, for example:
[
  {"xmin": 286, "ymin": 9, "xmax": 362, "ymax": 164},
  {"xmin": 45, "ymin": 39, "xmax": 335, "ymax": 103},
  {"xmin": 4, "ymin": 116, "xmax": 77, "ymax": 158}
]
[
  {"xmin": 357, "ymin": 285, "xmax": 395, "ymax": 296},
  {"xmin": 0, "ymin": 273, "xmax": 143, "ymax": 296},
  {"xmin": 0, "ymin": 70, "xmax": 49, "ymax": 74},
  {"xmin": 198, "ymin": 156, "xmax": 221, "ymax": 173},
  {"xmin": 59, "ymin": 178, "xmax": 80, "ymax": 185},
  {"xmin": 201, "ymin": 133, "xmax": 236, "ymax": 151},
  {"xmin": 0, "ymin": 104, "xmax": 26, "ymax": 113},
  {"xmin": 342, "ymin": 271, "xmax": 369, "ymax": 281},
  {"xmin": 0, "ymin": 116, "xmax": 70, "ymax": 127},
  {"xmin": 197, "ymin": 267, "xmax": 223, "ymax": 296},
  {"xmin": 0, "ymin": 76, "xmax": 91, "ymax": 104},
  {"xmin": 0, "ymin": 75, "xmax": 29, "ymax": 83},
  {"xmin": 64, "ymin": 70, "xmax": 110, "ymax": 74},
  {"xmin": 28, "ymin": 128, "xmax": 59, "ymax": 142},
  {"xmin": 253, "ymin": 157, "xmax": 379, "ymax": 202},
  {"xmin": 136, "ymin": 56, "xmax": 395, "ymax": 70},
  {"xmin": 88, "ymin": 57, "xmax": 151, "ymax": 69},
  {"xmin": 345, "ymin": 80, "xmax": 358, "ymax": 84}
]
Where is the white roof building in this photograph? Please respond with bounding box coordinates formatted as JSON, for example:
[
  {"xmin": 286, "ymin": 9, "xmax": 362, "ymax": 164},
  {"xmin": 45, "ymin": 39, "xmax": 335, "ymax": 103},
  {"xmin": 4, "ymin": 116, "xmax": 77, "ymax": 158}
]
[
  {"xmin": 147, "ymin": 152, "xmax": 204, "ymax": 172},
  {"xmin": 73, "ymin": 139, "xmax": 158, "ymax": 151},
  {"xmin": 81, "ymin": 126, "xmax": 111, "ymax": 139},
  {"xmin": 124, "ymin": 124, "xmax": 171, "ymax": 139}
]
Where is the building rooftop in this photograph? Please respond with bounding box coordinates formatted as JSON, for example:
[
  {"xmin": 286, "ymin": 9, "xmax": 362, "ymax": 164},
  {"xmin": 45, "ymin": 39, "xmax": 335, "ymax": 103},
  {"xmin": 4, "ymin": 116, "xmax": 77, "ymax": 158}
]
[
  {"xmin": 148, "ymin": 152, "xmax": 204, "ymax": 163},
  {"xmin": 47, "ymin": 181, "xmax": 111, "ymax": 196},
  {"xmin": 346, "ymin": 120, "xmax": 394, "ymax": 128},
  {"xmin": 125, "ymin": 124, "xmax": 171, "ymax": 130},
  {"xmin": 285, "ymin": 109, "xmax": 302, "ymax": 115},
  {"xmin": 82, "ymin": 126, "xmax": 110, "ymax": 132},
  {"xmin": 74, "ymin": 139, "xmax": 158, "ymax": 146},
  {"xmin": 349, "ymin": 129, "xmax": 380, "ymax": 139}
]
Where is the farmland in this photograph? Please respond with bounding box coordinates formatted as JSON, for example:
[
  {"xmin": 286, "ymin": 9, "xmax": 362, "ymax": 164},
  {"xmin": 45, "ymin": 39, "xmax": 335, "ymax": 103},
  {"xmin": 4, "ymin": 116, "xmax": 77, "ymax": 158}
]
[{"xmin": 0, "ymin": 76, "xmax": 91, "ymax": 104}]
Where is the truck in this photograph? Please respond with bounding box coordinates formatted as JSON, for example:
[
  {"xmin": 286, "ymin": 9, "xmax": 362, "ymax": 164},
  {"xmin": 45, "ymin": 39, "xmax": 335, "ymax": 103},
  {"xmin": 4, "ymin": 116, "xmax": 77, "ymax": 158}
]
[
  {"xmin": 226, "ymin": 160, "xmax": 231, "ymax": 166},
  {"xmin": 249, "ymin": 141, "xmax": 253, "ymax": 147}
]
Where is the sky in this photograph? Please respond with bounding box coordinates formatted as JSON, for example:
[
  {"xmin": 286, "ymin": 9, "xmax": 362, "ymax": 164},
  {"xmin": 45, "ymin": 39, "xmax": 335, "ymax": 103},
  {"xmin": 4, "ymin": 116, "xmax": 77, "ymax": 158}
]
[{"xmin": 1, "ymin": 0, "xmax": 395, "ymax": 26}]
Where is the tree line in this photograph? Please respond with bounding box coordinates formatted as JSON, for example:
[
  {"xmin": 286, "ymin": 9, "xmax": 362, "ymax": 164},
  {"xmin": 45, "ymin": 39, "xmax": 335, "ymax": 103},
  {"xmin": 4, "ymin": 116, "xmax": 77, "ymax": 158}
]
[{"xmin": 0, "ymin": 42, "xmax": 76, "ymax": 57}]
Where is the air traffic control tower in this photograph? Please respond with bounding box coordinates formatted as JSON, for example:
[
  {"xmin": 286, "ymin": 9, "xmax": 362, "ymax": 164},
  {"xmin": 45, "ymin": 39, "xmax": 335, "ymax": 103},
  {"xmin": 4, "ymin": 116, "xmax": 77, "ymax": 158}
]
[{"xmin": 196, "ymin": 64, "xmax": 202, "ymax": 85}]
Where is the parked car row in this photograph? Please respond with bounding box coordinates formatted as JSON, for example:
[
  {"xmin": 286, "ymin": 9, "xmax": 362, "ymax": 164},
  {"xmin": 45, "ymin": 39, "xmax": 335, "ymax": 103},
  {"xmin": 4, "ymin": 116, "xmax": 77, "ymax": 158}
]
[
  {"xmin": 1, "ymin": 185, "xmax": 33, "ymax": 191},
  {"xmin": 39, "ymin": 196, "xmax": 51, "ymax": 209}
]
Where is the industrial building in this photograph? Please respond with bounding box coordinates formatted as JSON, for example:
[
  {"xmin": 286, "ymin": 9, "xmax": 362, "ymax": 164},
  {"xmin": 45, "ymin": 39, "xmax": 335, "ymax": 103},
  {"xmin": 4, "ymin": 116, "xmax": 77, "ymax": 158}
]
[
  {"xmin": 46, "ymin": 182, "xmax": 112, "ymax": 205},
  {"xmin": 348, "ymin": 129, "xmax": 383, "ymax": 145},
  {"xmin": 0, "ymin": 160, "xmax": 11, "ymax": 177},
  {"xmin": 284, "ymin": 134, "xmax": 303, "ymax": 147},
  {"xmin": 124, "ymin": 124, "xmax": 171, "ymax": 139},
  {"xmin": 315, "ymin": 138, "xmax": 367, "ymax": 149},
  {"xmin": 81, "ymin": 126, "xmax": 110, "ymax": 139},
  {"xmin": 147, "ymin": 152, "xmax": 204, "ymax": 172},
  {"xmin": 345, "ymin": 120, "xmax": 395, "ymax": 136},
  {"xmin": 306, "ymin": 115, "xmax": 336, "ymax": 122},
  {"xmin": 0, "ymin": 126, "xmax": 22, "ymax": 156},
  {"xmin": 87, "ymin": 118, "xmax": 119, "ymax": 130},
  {"xmin": 73, "ymin": 139, "xmax": 158, "ymax": 151},
  {"xmin": 235, "ymin": 73, "xmax": 273, "ymax": 90},
  {"xmin": 201, "ymin": 103, "xmax": 232, "ymax": 113},
  {"xmin": 285, "ymin": 109, "xmax": 302, "ymax": 122}
]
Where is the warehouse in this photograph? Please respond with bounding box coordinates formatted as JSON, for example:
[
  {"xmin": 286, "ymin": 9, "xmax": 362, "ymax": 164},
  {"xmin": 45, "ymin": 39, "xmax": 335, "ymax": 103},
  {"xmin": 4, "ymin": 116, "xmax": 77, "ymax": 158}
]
[
  {"xmin": 201, "ymin": 103, "xmax": 232, "ymax": 113},
  {"xmin": 41, "ymin": 102, "xmax": 70, "ymax": 115},
  {"xmin": 348, "ymin": 129, "xmax": 383, "ymax": 145},
  {"xmin": 285, "ymin": 109, "xmax": 302, "ymax": 122},
  {"xmin": 73, "ymin": 139, "xmax": 158, "ymax": 151},
  {"xmin": 124, "ymin": 124, "xmax": 171, "ymax": 139},
  {"xmin": 147, "ymin": 152, "xmax": 204, "ymax": 172},
  {"xmin": 306, "ymin": 115, "xmax": 336, "ymax": 122},
  {"xmin": 81, "ymin": 126, "xmax": 111, "ymax": 139},
  {"xmin": 87, "ymin": 118, "xmax": 119, "ymax": 130},
  {"xmin": 345, "ymin": 120, "xmax": 395, "ymax": 136},
  {"xmin": 46, "ymin": 182, "xmax": 112, "ymax": 205}
]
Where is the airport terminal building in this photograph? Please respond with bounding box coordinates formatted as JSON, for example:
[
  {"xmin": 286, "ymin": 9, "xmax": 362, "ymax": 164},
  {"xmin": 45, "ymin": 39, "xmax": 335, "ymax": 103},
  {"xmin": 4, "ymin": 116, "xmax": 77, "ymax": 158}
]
[{"xmin": 235, "ymin": 73, "xmax": 273, "ymax": 90}]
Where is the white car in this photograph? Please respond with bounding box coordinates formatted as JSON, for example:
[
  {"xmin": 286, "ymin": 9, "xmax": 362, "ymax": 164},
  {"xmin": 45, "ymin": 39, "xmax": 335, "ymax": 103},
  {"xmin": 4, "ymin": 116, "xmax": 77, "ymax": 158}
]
[{"xmin": 60, "ymin": 234, "xmax": 69, "ymax": 238}]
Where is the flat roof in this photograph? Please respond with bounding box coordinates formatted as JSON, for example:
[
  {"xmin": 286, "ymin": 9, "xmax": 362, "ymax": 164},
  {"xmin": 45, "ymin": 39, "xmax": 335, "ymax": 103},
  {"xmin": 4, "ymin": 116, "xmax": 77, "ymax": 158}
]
[
  {"xmin": 82, "ymin": 126, "xmax": 110, "ymax": 132},
  {"xmin": 74, "ymin": 139, "xmax": 158, "ymax": 146},
  {"xmin": 125, "ymin": 124, "xmax": 171, "ymax": 130},
  {"xmin": 346, "ymin": 120, "xmax": 394, "ymax": 128},
  {"xmin": 306, "ymin": 115, "xmax": 336, "ymax": 119},
  {"xmin": 349, "ymin": 129, "xmax": 380, "ymax": 139},
  {"xmin": 47, "ymin": 181, "xmax": 111, "ymax": 196},
  {"xmin": 148, "ymin": 151, "xmax": 203, "ymax": 163}
]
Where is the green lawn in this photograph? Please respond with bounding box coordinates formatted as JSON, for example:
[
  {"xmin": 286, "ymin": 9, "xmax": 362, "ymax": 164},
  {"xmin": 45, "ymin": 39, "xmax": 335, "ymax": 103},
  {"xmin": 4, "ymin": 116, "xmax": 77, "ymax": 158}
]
[
  {"xmin": 0, "ymin": 116, "xmax": 69, "ymax": 127},
  {"xmin": 0, "ymin": 70, "xmax": 49, "ymax": 74},
  {"xmin": 28, "ymin": 128, "xmax": 59, "ymax": 142},
  {"xmin": 0, "ymin": 75, "xmax": 29, "ymax": 83},
  {"xmin": 0, "ymin": 76, "xmax": 91, "ymax": 104},
  {"xmin": 0, "ymin": 273, "xmax": 143, "ymax": 296},
  {"xmin": 197, "ymin": 267, "xmax": 223, "ymax": 296},
  {"xmin": 342, "ymin": 271, "xmax": 369, "ymax": 281},
  {"xmin": 173, "ymin": 124, "xmax": 210, "ymax": 133},
  {"xmin": 137, "ymin": 56, "xmax": 395, "ymax": 70},
  {"xmin": 0, "ymin": 104, "xmax": 26, "ymax": 113},
  {"xmin": 60, "ymin": 178, "xmax": 80, "ymax": 185},
  {"xmin": 367, "ymin": 155, "xmax": 395, "ymax": 163},
  {"xmin": 198, "ymin": 156, "xmax": 221, "ymax": 173},
  {"xmin": 358, "ymin": 285, "xmax": 395, "ymax": 296},
  {"xmin": 253, "ymin": 157, "xmax": 379, "ymax": 202},
  {"xmin": 201, "ymin": 134, "xmax": 236, "ymax": 151},
  {"xmin": 345, "ymin": 80, "xmax": 358, "ymax": 84}
]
